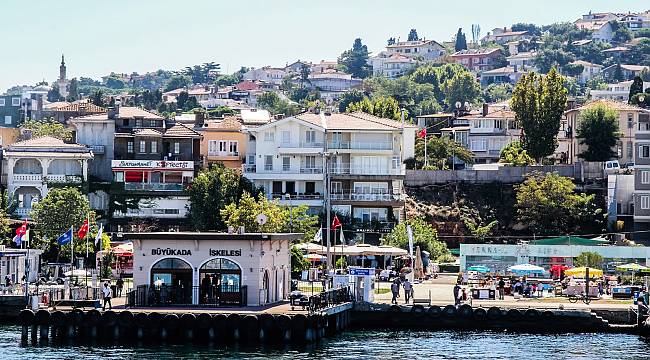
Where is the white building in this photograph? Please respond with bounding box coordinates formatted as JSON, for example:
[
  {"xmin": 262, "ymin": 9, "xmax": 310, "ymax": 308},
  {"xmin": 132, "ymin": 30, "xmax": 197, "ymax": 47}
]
[
  {"xmin": 243, "ymin": 112, "xmax": 416, "ymax": 233},
  {"xmin": 385, "ymin": 39, "xmax": 445, "ymax": 61},
  {"xmin": 242, "ymin": 67, "xmax": 287, "ymax": 86},
  {"xmin": 370, "ymin": 52, "xmax": 417, "ymax": 78},
  {"xmin": 590, "ymin": 80, "xmax": 650, "ymax": 102},
  {"xmin": 570, "ymin": 60, "xmax": 603, "ymax": 84},
  {"xmin": 307, "ymin": 70, "xmax": 362, "ymax": 101},
  {"xmin": 3, "ymin": 136, "xmax": 93, "ymax": 218},
  {"xmin": 458, "ymin": 106, "xmax": 520, "ymax": 164},
  {"xmin": 505, "ymin": 51, "xmax": 537, "ymax": 72}
]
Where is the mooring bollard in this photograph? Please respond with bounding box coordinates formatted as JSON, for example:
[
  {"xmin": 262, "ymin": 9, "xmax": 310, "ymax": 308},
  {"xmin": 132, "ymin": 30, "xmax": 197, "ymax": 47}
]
[
  {"xmin": 162, "ymin": 314, "xmax": 179, "ymax": 342},
  {"xmin": 146, "ymin": 312, "xmax": 162, "ymax": 341},
  {"xmin": 258, "ymin": 313, "xmax": 275, "ymax": 343},
  {"xmin": 291, "ymin": 314, "xmax": 308, "ymax": 343},
  {"xmin": 35, "ymin": 309, "xmax": 51, "ymax": 345},
  {"xmin": 275, "ymin": 314, "xmax": 291, "ymax": 343},
  {"xmin": 19, "ymin": 309, "xmax": 35, "ymax": 345},
  {"xmin": 86, "ymin": 309, "xmax": 102, "ymax": 341},
  {"xmin": 241, "ymin": 315, "xmax": 260, "ymax": 343},
  {"xmin": 102, "ymin": 310, "xmax": 118, "ymax": 340},
  {"xmin": 51, "ymin": 310, "xmax": 66, "ymax": 343},
  {"xmin": 181, "ymin": 313, "xmax": 196, "ymax": 341},
  {"xmin": 226, "ymin": 314, "xmax": 241, "ymax": 341},
  {"xmin": 196, "ymin": 313, "xmax": 213, "ymax": 342}
]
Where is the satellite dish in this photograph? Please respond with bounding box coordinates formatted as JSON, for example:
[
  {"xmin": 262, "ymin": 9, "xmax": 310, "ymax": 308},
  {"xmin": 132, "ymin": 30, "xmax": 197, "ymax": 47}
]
[{"xmin": 256, "ymin": 214, "xmax": 268, "ymax": 226}]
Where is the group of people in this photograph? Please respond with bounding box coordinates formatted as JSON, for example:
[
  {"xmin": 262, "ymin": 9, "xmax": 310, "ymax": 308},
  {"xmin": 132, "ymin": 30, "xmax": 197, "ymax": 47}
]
[{"xmin": 390, "ymin": 278, "xmax": 413, "ymax": 304}]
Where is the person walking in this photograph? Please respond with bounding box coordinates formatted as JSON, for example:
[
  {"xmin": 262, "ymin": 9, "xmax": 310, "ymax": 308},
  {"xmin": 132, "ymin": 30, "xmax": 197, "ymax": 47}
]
[
  {"xmin": 402, "ymin": 279, "xmax": 413, "ymax": 304},
  {"xmin": 390, "ymin": 280, "xmax": 399, "ymax": 305},
  {"xmin": 453, "ymin": 283, "xmax": 461, "ymax": 306},
  {"xmin": 102, "ymin": 282, "xmax": 113, "ymax": 311},
  {"xmin": 116, "ymin": 277, "xmax": 124, "ymax": 298},
  {"xmin": 497, "ymin": 277, "xmax": 505, "ymax": 300}
]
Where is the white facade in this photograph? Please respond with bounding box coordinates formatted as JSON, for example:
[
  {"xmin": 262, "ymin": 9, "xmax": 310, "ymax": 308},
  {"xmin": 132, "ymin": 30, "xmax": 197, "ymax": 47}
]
[
  {"xmin": 371, "ymin": 52, "xmax": 417, "ymax": 78},
  {"xmin": 71, "ymin": 115, "xmax": 115, "ymax": 181},
  {"xmin": 590, "ymin": 81, "xmax": 650, "ymax": 102},
  {"xmin": 243, "ymin": 67, "xmax": 287, "ymax": 86},
  {"xmin": 385, "ymin": 40, "xmax": 445, "ymax": 61},
  {"xmin": 0, "ymin": 246, "xmax": 42, "ymax": 283}
]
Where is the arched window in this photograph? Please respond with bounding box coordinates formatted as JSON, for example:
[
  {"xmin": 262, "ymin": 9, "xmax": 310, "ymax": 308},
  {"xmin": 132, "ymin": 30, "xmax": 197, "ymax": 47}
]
[
  {"xmin": 201, "ymin": 258, "xmax": 241, "ymax": 271},
  {"xmin": 152, "ymin": 258, "xmax": 192, "ymax": 270}
]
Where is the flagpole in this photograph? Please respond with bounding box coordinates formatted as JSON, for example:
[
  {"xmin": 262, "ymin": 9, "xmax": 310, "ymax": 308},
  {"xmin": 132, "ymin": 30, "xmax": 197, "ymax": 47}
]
[
  {"xmin": 424, "ymin": 132, "xmax": 428, "ymax": 168},
  {"xmin": 71, "ymin": 226, "xmax": 74, "ymax": 272}
]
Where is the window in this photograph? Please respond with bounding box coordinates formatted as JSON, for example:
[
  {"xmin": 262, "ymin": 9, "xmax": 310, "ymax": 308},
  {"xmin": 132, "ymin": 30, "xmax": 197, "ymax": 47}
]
[
  {"xmin": 642, "ymin": 195, "xmax": 650, "ymax": 210},
  {"xmin": 470, "ymin": 140, "xmax": 488, "ymax": 151},
  {"xmin": 4, "ymin": 116, "xmax": 11, "ymax": 125},
  {"xmin": 0, "ymin": 99, "xmax": 4, "ymax": 106},
  {"xmin": 628, "ymin": 114, "xmax": 634, "ymax": 128},
  {"xmin": 281, "ymin": 131, "xmax": 291, "ymax": 145},
  {"xmin": 139, "ymin": 141, "xmax": 146, "ymax": 153},
  {"xmin": 219, "ymin": 140, "xmax": 227, "ymax": 152},
  {"xmin": 282, "ymin": 156, "xmax": 291, "ymax": 171},
  {"xmin": 264, "ymin": 155, "xmax": 273, "ymax": 171},
  {"xmin": 208, "ymin": 140, "xmax": 218, "ymax": 154},
  {"xmin": 174, "ymin": 142, "xmax": 180, "ymax": 154},
  {"xmin": 392, "ymin": 156, "xmax": 401, "ymax": 169},
  {"xmin": 127, "ymin": 141, "xmax": 134, "ymax": 153},
  {"xmin": 305, "ymin": 130, "xmax": 316, "ymax": 144},
  {"xmin": 642, "ymin": 171, "xmax": 650, "ymax": 185},
  {"xmin": 114, "ymin": 172, "xmax": 125, "ymax": 182},
  {"xmin": 272, "ymin": 181, "xmax": 282, "ymax": 194},
  {"xmin": 229, "ymin": 141, "xmax": 238, "ymax": 154},
  {"xmin": 151, "ymin": 141, "xmax": 157, "ymax": 153},
  {"xmin": 304, "ymin": 155, "xmax": 316, "ymax": 169},
  {"xmin": 264, "ymin": 132, "xmax": 274, "ymax": 142},
  {"xmin": 247, "ymin": 155, "xmax": 255, "ymax": 165},
  {"xmin": 331, "ymin": 181, "xmax": 343, "ymax": 194},
  {"xmin": 135, "ymin": 119, "xmax": 143, "ymax": 127},
  {"xmin": 640, "ymin": 145, "xmax": 650, "ymax": 158},
  {"xmin": 306, "ymin": 182, "xmax": 316, "ymax": 194},
  {"xmin": 11, "ymin": 97, "xmax": 20, "ymax": 106}
]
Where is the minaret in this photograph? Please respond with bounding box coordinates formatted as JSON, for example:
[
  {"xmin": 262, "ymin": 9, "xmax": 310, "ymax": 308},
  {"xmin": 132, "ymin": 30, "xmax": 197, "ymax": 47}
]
[{"xmin": 59, "ymin": 54, "xmax": 67, "ymax": 81}]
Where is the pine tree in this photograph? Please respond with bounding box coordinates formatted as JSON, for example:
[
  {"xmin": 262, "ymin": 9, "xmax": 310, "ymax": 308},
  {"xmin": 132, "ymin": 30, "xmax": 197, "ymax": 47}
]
[
  {"xmin": 338, "ymin": 38, "xmax": 371, "ymax": 78},
  {"xmin": 629, "ymin": 76, "xmax": 644, "ymax": 104},
  {"xmin": 455, "ymin": 28, "xmax": 467, "ymax": 51},
  {"xmin": 408, "ymin": 29, "xmax": 419, "ymax": 41}
]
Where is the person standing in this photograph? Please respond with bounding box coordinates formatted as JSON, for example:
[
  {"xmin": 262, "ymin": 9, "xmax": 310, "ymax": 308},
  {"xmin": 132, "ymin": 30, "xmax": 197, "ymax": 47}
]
[
  {"xmin": 402, "ymin": 279, "xmax": 412, "ymax": 304},
  {"xmin": 453, "ymin": 283, "xmax": 461, "ymax": 306},
  {"xmin": 102, "ymin": 282, "xmax": 113, "ymax": 311},
  {"xmin": 390, "ymin": 280, "xmax": 399, "ymax": 305},
  {"xmin": 116, "ymin": 277, "xmax": 124, "ymax": 298},
  {"xmin": 498, "ymin": 277, "xmax": 505, "ymax": 300}
]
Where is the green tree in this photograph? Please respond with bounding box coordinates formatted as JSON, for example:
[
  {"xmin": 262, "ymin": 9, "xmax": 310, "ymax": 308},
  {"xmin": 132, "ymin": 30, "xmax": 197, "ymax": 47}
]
[
  {"xmin": 186, "ymin": 164, "xmax": 261, "ymax": 231},
  {"xmin": 499, "ymin": 141, "xmax": 535, "ymax": 166},
  {"xmin": 47, "ymin": 84, "xmax": 63, "ymax": 102},
  {"xmin": 562, "ymin": 63, "xmax": 584, "ymax": 77},
  {"xmin": 511, "ymin": 68, "xmax": 567, "ymax": 161},
  {"xmin": 574, "ymin": 251, "xmax": 604, "ymax": 268},
  {"xmin": 484, "ymin": 83, "xmax": 513, "ymax": 103},
  {"xmin": 442, "ymin": 71, "xmax": 482, "ymax": 108},
  {"xmin": 291, "ymin": 246, "xmax": 310, "ymax": 274},
  {"xmin": 66, "ymin": 78, "xmax": 79, "ymax": 102},
  {"xmin": 463, "ymin": 219, "xmax": 498, "ymax": 242},
  {"xmin": 105, "ymin": 74, "xmax": 125, "ymax": 89},
  {"xmin": 20, "ymin": 119, "xmax": 73, "ymax": 142},
  {"xmin": 164, "ymin": 75, "xmax": 191, "ymax": 92},
  {"xmin": 91, "ymin": 90, "xmax": 105, "ymax": 107},
  {"xmin": 454, "ymin": 28, "xmax": 467, "ymax": 51},
  {"xmin": 630, "ymin": 76, "xmax": 645, "ymax": 103},
  {"xmin": 512, "ymin": 23, "xmax": 542, "ymax": 36},
  {"xmin": 30, "ymin": 187, "xmax": 96, "ymax": 262},
  {"xmin": 414, "ymin": 135, "xmax": 474, "ymax": 169},
  {"xmin": 576, "ymin": 103, "xmax": 620, "ymax": 161},
  {"xmin": 337, "ymin": 89, "xmax": 366, "ymax": 112},
  {"xmin": 408, "ymin": 29, "xmax": 419, "ymax": 41},
  {"xmin": 621, "ymin": 39, "xmax": 650, "ymax": 67},
  {"xmin": 347, "ymin": 96, "xmax": 402, "ymax": 121},
  {"xmin": 257, "ymin": 91, "xmax": 301, "ymax": 116},
  {"xmin": 534, "ymin": 46, "xmax": 575, "ymax": 73},
  {"xmin": 338, "ymin": 38, "xmax": 371, "ymax": 78},
  {"xmin": 515, "ymin": 173, "xmax": 601, "ymax": 236},
  {"xmin": 381, "ymin": 218, "xmax": 450, "ymax": 261},
  {"xmin": 610, "ymin": 21, "xmax": 633, "ymax": 44}
]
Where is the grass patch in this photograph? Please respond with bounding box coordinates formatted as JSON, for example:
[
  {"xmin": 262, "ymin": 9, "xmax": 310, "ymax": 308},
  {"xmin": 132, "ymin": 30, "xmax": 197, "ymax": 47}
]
[{"xmin": 374, "ymin": 288, "xmax": 391, "ymax": 295}]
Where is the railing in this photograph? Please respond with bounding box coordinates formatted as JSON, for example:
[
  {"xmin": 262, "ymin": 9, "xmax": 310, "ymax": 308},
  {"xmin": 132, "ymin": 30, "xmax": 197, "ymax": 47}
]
[
  {"xmin": 124, "ymin": 182, "xmax": 184, "ymax": 191},
  {"xmin": 90, "ymin": 145, "xmax": 105, "ymax": 155},
  {"xmin": 328, "ymin": 141, "xmax": 393, "ymax": 150},
  {"xmin": 244, "ymin": 166, "xmax": 324, "ymax": 174},
  {"xmin": 13, "ymin": 174, "xmax": 42, "ymax": 182},
  {"xmin": 331, "ymin": 192, "xmax": 404, "ymax": 201},
  {"xmin": 126, "ymin": 284, "xmax": 247, "ymax": 307},
  {"xmin": 299, "ymin": 167, "xmax": 323, "ymax": 174},
  {"xmin": 271, "ymin": 193, "xmax": 324, "ymax": 200},
  {"xmin": 14, "ymin": 208, "xmax": 31, "ymax": 216},
  {"xmin": 329, "ymin": 164, "xmax": 402, "ymax": 176},
  {"xmin": 208, "ymin": 151, "xmax": 239, "ymax": 157},
  {"xmin": 46, "ymin": 174, "xmax": 83, "ymax": 183},
  {"xmin": 279, "ymin": 141, "xmax": 324, "ymax": 148},
  {"xmin": 243, "ymin": 165, "xmax": 256, "ymax": 172}
]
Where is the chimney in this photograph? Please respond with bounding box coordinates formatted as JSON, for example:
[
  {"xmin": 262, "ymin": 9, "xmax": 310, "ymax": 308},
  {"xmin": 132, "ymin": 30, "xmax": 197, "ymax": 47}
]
[
  {"xmin": 194, "ymin": 109, "xmax": 205, "ymax": 128},
  {"xmin": 107, "ymin": 107, "xmax": 117, "ymax": 119}
]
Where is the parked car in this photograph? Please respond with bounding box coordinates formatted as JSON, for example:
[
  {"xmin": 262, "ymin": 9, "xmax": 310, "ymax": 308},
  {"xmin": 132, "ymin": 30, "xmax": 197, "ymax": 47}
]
[
  {"xmin": 623, "ymin": 162, "xmax": 635, "ymax": 171},
  {"xmin": 604, "ymin": 160, "xmax": 621, "ymax": 174}
]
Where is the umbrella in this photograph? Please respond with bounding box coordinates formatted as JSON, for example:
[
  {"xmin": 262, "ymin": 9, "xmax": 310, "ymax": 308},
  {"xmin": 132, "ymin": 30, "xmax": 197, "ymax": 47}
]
[
  {"xmin": 295, "ymin": 243, "xmax": 326, "ymax": 253},
  {"xmin": 508, "ymin": 264, "xmax": 545, "ymax": 275},
  {"xmin": 329, "ymin": 245, "xmax": 363, "ymax": 256},
  {"xmin": 565, "ymin": 267, "xmax": 603, "ymax": 278},
  {"xmin": 303, "ymin": 253, "xmax": 326, "ymax": 262},
  {"xmin": 375, "ymin": 245, "xmax": 408, "ymax": 256},
  {"xmin": 414, "ymin": 246, "xmax": 424, "ymax": 280},
  {"xmin": 468, "ymin": 265, "xmax": 491, "ymax": 273},
  {"xmin": 616, "ymin": 263, "xmax": 649, "ymax": 272},
  {"xmin": 64, "ymin": 269, "xmax": 91, "ymax": 277}
]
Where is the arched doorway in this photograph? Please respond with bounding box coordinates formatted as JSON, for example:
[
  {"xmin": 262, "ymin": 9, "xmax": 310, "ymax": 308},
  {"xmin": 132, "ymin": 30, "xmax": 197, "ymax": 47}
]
[
  {"xmin": 262, "ymin": 270, "xmax": 270, "ymax": 305},
  {"xmin": 150, "ymin": 258, "xmax": 192, "ymax": 305},
  {"xmin": 199, "ymin": 258, "xmax": 242, "ymax": 306}
]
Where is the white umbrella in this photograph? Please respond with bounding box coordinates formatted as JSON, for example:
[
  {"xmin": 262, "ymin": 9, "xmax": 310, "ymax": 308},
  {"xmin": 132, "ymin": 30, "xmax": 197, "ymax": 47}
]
[
  {"xmin": 295, "ymin": 243, "xmax": 326, "ymax": 253},
  {"xmin": 64, "ymin": 269, "xmax": 91, "ymax": 277},
  {"xmin": 508, "ymin": 264, "xmax": 545, "ymax": 275},
  {"xmin": 375, "ymin": 245, "xmax": 408, "ymax": 256},
  {"xmin": 303, "ymin": 253, "xmax": 326, "ymax": 262}
]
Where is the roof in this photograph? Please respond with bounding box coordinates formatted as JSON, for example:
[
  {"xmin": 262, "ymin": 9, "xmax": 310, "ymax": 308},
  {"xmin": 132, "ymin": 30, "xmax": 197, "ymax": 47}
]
[
  {"xmin": 530, "ymin": 236, "xmax": 609, "ymax": 246},
  {"xmin": 386, "ymin": 39, "xmax": 443, "ymax": 49},
  {"xmin": 133, "ymin": 129, "xmax": 162, "ymax": 137},
  {"xmin": 164, "ymin": 122, "xmax": 202, "ymax": 138},
  {"xmin": 574, "ymin": 20, "xmax": 610, "ymax": 31},
  {"xmin": 293, "ymin": 112, "xmax": 417, "ymax": 131},
  {"xmin": 572, "ymin": 39, "xmax": 593, "ymax": 46},
  {"xmin": 201, "ymin": 117, "xmax": 242, "ymax": 131},
  {"xmin": 459, "ymin": 108, "xmax": 515, "ymax": 120},
  {"xmin": 122, "ymin": 232, "xmax": 303, "ymax": 242},
  {"xmin": 240, "ymin": 109, "xmax": 271, "ymax": 124},
  {"xmin": 43, "ymin": 101, "xmax": 70, "ymax": 110},
  {"xmin": 72, "ymin": 106, "xmax": 163, "ymax": 121},
  {"xmin": 482, "ymin": 66, "xmax": 518, "ymax": 75},
  {"xmin": 416, "ymin": 113, "xmax": 454, "ymax": 118},
  {"xmin": 52, "ymin": 102, "xmax": 106, "ymax": 113},
  {"xmin": 602, "ymin": 46, "xmax": 629, "ymax": 53},
  {"xmin": 570, "ymin": 60, "xmax": 603, "ymax": 68},
  {"xmin": 569, "ymin": 99, "xmax": 649, "ymax": 113},
  {"xmin": 493, "ymin": 30, "xmax": 528, "ymax": 37},
  {"xmin": 235, "ymin": 81, "xmax": 261, "ymax": 91},
  {"xmin": 451, "ymin": 48, "xmax": 500, "ymax": 57},
  {"xmin": 506, "ymin": 51, "xmax": 537, "ymax": 60},
  {"xmin": 621, "ymin": 64, "xmax": 649, "ymax": 72},
  {"xmin": 5, "ymin": 136, "xmax": 93, "ymax": 158}
]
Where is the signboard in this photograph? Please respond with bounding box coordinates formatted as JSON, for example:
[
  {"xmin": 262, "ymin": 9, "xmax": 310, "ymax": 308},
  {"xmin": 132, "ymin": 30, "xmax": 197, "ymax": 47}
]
[
  {"xmin": 348, "ymin": 267, "xmax": 374, "ymax": 276},
  {"xmin": 112, "ymin": 160, "xmax": 193, "ymax": 170}
]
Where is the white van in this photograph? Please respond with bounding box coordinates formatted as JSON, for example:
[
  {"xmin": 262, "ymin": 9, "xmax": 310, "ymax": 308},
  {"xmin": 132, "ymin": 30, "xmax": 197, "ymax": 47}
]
[{"xmin": 604, "ymin": 160, "xmax": 621, "ymax": 174}]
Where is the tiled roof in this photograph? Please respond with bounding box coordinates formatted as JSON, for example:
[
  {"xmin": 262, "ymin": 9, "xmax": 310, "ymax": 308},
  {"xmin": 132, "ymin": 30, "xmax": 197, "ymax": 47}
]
[
  {"xmin": 570, "ymin": 60, "xmax": 603, "ymax": 68},
  {"xmin": 235, "ymin": 81, "xmax": 261, "ymax": 91},
  {"xmin": 164, "ymin": 123, "xmax": 202, "ymax": 138},
  {"xmin": 459, "ymin": 108, "xmax": 515, "ymax": 120},
  {"xmin": 493, "ymin": 30, "xmax": 528, "ymax": 37},
  {"xmin": 52, "ymin": 102, "xmax": 106, "ymax": 113},
  {"xmin": 602, "ymin": 46, "xmax": 629, "ymax": 52},
  {"xmin": 133, "ymin": 129, "xmax": 163, "ymax": 137},
  {"xmin": 43, "ymin": 102, "xmax": 70, "ymax": 110},
  {"xmin": 451, "ymin": 48, "xmax": 500, "ymax": 57},
  {"xmin": 386, "ymin": 39, "xmax": 443, "ymax": 48},
  {"xmin": 482, "ymin": 66, "xmax": 518, "ymax": 75},
  {"xmin": 621, "ymin": 64, "xmax": 649, "ymax": 71},
  {"xmin": 202, "ymin": 118, "xmax": 242, "ymax": 131},
  {"xmin": 506, "ymin": 51, "xmax": 537, "ymax": 60},
  {"xmin": 6, "ymin": 136, "xmax": 92, "ymax": 158},
  {"xmin": 118, "ymin": 107, "xmax": 163, "ymax": 119}
]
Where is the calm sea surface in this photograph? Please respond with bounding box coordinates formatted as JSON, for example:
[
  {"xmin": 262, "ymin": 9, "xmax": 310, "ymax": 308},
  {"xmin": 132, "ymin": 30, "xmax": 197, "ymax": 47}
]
[{"xmin": 2, "ymin": 325, "xmax": 650, "ymax": 359}]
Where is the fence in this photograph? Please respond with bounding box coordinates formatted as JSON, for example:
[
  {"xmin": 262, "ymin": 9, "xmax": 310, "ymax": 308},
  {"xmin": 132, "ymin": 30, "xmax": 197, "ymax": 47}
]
[{"xmin": 126, "ymin": 285, "xmax": 247, "ymax": 307}]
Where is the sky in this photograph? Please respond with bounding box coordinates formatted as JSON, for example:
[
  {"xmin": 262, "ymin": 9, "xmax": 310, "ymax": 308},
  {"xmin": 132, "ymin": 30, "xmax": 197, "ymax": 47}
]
[{"xmin": 1, "ymin": 0, "xmax": 648, "ymax": 92}]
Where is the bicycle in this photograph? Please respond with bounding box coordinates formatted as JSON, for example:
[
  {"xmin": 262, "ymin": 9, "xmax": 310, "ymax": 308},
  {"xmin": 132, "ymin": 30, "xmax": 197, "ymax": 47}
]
[{"xmin": 568, "ymin": 292, "xmax": 591, "ymax": 305}]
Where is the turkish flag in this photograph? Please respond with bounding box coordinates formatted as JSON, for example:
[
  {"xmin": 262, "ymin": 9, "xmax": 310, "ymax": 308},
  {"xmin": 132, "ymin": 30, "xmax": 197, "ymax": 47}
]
[
  {"xmin": 77, "ymin": 219, "xmax": 89, "ymax": 239},
  {"xmin": 16, "ymin": 219, "xmax": 27, "ymax": 237},
  {"xmin": 331, "ymin": 215, "xmax": 342, "ymax": 230},
  {"xmin": 417, "ymin": 128, "xmax": 427, "ymax": 139}
]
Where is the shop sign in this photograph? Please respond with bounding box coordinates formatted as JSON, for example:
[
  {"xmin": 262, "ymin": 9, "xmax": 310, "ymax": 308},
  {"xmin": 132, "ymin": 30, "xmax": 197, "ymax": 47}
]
[
  {"xmin": 151, "ymin": 248, "xmax": 192, "ymax": 256},
  {"xmin": 467, "ymin": 245, "xmax": 509, "ymax": 256},
  {"xmin": 349, "ymin": 267, "xmax": 374, "ymax": 276},
  {"xmin": 209, "ymin": 249, "xmax": 242, "ymax": 256},
  {"xmin": 112, "ymin": 160, "xmax": 193, "ymax": 170}
]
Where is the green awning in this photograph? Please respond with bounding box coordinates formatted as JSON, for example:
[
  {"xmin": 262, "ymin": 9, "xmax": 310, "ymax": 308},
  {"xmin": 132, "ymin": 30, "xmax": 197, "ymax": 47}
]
[
  {"xmin": 449, "ymin": 248, "xmax": 460, "ymax": 255},
  {"xmin": 530, "ymin": 236, "xmax": 609, "ymax": 246}
]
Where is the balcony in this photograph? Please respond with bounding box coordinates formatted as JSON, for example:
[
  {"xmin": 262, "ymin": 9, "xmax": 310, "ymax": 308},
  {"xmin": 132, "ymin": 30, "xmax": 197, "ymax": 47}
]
[
  {"xmin": 328, "ymin": 141, "xmax": 393, "ymax": 151},
  {"xmin": 271, "ymin": 193, "xmax": 324, "ymax": 201},
  {"xmin": 90, "ymin": 145, "xmax": 105, "ymax": 155},
  {"xmin": 278, "ymin": 141, "xmax": 324, "ymax": 148},
  {"xmin": 14, "ymin": 207, "xmax": 31, "ymax": 217},
  {"xmin": 299, "ymin": 167, "xmax": 323, "ymax": 174},
  {"xmin": 208, "ymin": 151, "xmax": 239, "ymax": 157},
  {"xmin": 243, "ymin": 165, "xmax": 256, "ymax": 173},
  {"xmin": 46, "ymin": 175, "xmax": 83, "ymax": 184},
  {"xmin": 13, "ymin": 174, "xmax": 43, "ymax": 183},
  {"xmin": 331, "ymin": 192, "xmax": 404, "ymax": 202},
  {"xmin": 329, "ymin": 164, "xmax": 403, "ymax": 176},
  {"xmin": 278, "ymin": 141, "xmax": 324, "ymax": 154},
  {"xmin": 123, "ymin": 182, "xmax": 185, "ymax": 191}
]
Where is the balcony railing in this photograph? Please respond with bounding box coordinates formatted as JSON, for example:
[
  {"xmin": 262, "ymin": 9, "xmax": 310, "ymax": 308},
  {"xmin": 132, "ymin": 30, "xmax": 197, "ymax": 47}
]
[
  {"xmin": 328, "ymin": 141, "xmax": 393, "ymax": 151},
  {"xmin": 299, "ymin": 167, "xmax": 323, "ymax": 174},
  {"xmin": 271, "ymin": 193, "xmax": 324, "ymax": 200},
  {"xmin": 243, "ymin": 165, "xmax": 324, "ymax": 174},
  {"xmin": 208, "ymin": 151, "xmax": 239, "ymax": 157},
  {"xmin": 329, "ymin": 164, "xmax": 402, "ymax": 176},
  {"xmin": 243, "ymin": 165, "xmax": 256, "ymax": 173},
  {"xmin": 46, "ymin": 174, "xmax": 83, "ymax": 183},
  {"xmin": 278, "ymin": 141, "xmax": 324, "ymax": 148},
  {"xmin": 14, "ymin": 208, "xmax": 31, "ymax": 216},
  {"xmin": 90, "ymin": 145, "xmax": 105, "ymax": 155},
  {"xmin": 331, "ymin": 192, "xmax": 404, "ymax": 202},
  {"xmin": 124, "ymin": 182, "xmax": 185, "ymax": 191},
  {"xmin": 13, "ymin": 174, "xmax": 43, "ymax": 182}
]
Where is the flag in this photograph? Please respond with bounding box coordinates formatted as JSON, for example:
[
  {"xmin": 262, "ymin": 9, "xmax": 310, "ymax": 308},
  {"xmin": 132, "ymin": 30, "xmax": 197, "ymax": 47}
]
[
  {"xmin": 95, "ymin": 223, "xmax": 104, "ymax": 247},
  {"xmin": 331, "ymin": 215, "xmax": 342, "ymax": 230},
  {"xmin": 340, "ymin": 228, "xmax": 346, "ymax": 245},
  {"xmin": 77, "ymin": 219, "xmax": 89, "ymax": 239},
  {"xmin": 312, "ymin": 228, "xmax": 322, "ymax": 243},
  {"xmin": 13, "ymin": 220, "xmax": 27, "ymax": 246},
  {"xmin": 57, "ymin": 227, "xmax": 73, "ymax": 245},
  {"xmin": 417, "ymin": 128, "xmax": 427, "ymax": 139},
  {"xmin": 23, "ymin": 229, "xmax": 30, "ymax": 248},
  {"xmin": 12, "ymin": 235, "xmax": 22, "ymax": 246}
]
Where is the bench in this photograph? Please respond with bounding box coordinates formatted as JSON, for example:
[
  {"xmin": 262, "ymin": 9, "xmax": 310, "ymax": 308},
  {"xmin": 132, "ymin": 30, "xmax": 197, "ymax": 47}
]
[{"xmin": 412, "ymin": 290, "xmax": 431, "ymax": 306}]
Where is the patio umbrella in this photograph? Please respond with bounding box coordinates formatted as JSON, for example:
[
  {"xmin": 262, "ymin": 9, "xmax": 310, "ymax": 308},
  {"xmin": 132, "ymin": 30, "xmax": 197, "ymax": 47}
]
[
  {"xmin": 565, "ymin": 267, "xmax": 603, "ymax": 278},
  {"xmin": 468, "ymin": 265, "xmax": 491, "ymax": 273},
  {"xmin": 616, "ymin": 263, "xmax": 649, "ymax": 272},
  {"xmin": 550, "ymin": 265, "xmax": 569, "ymax": 278},
  {"xmin": 295, "ymin": 243, "xmax": 326, "ymax": 253},
  {"xmin": 375, "ymin": 245, "xmax": 408, "ymax": 256},
  {"xmin": 414, "ymin": 246, "xmax": 424, "ymax": 280},
  {"xmin": 303, "ymin": 253, "xmax": 326, "ymax": 262},
  {"xmin": 507, "ymin": 264, "xmax": 545, "ymax": 275}
]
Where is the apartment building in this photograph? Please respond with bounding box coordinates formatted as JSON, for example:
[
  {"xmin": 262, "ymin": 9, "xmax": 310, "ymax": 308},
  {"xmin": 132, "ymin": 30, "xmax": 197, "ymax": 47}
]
[
  {"xmin": 243, "ymin": 112, "xmax": 416, "ymax": 236},
  {"xmin": 590, "ymin": 80, "xmax": 650, "ymax": 102},
  {"xmin": 458, "ymin": 106, "xmax": 520, "ymax": 164},
  {"xmin": 633, "ymin": 115, "xmax": 650, "ymax": 244},
  {"xmin": 370, "ymin": 52, "xmax": 418, "ymax": 78},
  {"xmin": 450, "ymin": 48, "xmax": 502, "ymax": 73},
  {"xmin": 559, "ymin": 100, "xmax": 650, "ymax": 164},
  {"xmin": 385, "ymin": 39, "xmax": 446, "ymax": 61}
]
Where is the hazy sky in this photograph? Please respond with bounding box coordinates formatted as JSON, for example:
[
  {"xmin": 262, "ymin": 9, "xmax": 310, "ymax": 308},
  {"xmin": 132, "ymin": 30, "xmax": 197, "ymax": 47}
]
[{"xmin": 1, "ymin": 0, "xmax": 648, "ymax": 92}]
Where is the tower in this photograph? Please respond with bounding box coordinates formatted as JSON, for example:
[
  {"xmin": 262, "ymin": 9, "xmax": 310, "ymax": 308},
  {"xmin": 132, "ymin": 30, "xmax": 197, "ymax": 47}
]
[
  {"xmin": 59, "ymin": 54, "xmax": 67, "ymax": 81},
  {"xmin": 56, "ymin": 54, "xmax": 69, "ymax": 99}
]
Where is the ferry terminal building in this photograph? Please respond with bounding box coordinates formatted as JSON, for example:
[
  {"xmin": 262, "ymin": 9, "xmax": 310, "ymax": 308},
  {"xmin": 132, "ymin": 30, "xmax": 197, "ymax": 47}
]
[{"xmin": 124, "ymin": 232, "xmax": 301, "ymax": 307}]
